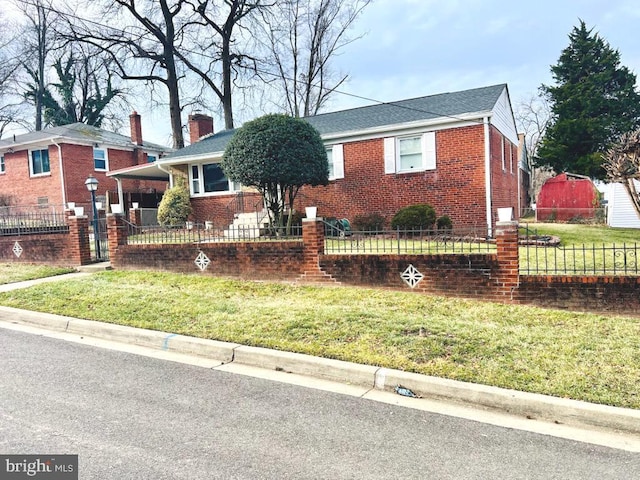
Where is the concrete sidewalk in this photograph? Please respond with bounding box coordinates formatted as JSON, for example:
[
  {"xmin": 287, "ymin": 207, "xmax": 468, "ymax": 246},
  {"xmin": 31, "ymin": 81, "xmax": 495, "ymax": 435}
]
[{"xmin": 0, "ymin": 269, "xmax": 639, "ymax": 444}]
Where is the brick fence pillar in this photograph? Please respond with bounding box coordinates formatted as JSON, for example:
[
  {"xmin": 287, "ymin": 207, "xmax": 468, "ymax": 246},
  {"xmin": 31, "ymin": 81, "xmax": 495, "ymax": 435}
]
[
  {"xmin": 495, "ymin": 220, "xmax": 520, "ymax": 302},
  {"xmin": 302, "ymin": 218, "xmax": 325, "ymax": 271},
  {"xmin": 107, "ymin": 214, "xmax": 128, "ymax": 267},
  {"xmin": 67, "ymin": 215, "xmax": 92, "ymax": 265},
  {"xmin": 129, "ymin": 208, "xmax": 141, "ymax": 226}
]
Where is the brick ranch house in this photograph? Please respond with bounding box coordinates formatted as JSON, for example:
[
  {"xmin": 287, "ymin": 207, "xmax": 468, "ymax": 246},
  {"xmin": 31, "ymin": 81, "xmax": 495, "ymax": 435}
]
[
  {"xmin": 0, "ymin": 112, "xmax": 170, "ymax": 212},
  {"xmin": 110, "ymin": 84, "xmax": 528, "ymax": 232}
]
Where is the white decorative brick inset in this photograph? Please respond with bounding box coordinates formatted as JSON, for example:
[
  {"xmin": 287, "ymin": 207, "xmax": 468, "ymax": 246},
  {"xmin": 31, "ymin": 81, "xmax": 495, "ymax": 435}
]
[
  {"xmin": 194, "ymin": 251, "xmax": 210, "ymax": 271},
  {"xmin": 13, "ymin": 241, "xmax": 23, "ymax": 258},
  {"xmin": 401, "ymin": 264, "xmax": 423, "ymax": 288}
]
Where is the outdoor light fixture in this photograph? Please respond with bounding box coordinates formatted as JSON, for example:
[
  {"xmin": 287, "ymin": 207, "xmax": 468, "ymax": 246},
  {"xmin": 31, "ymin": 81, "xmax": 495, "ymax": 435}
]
[{"xmin": 85, "ymin": 175, "xmax": 101, "ymax": 260}]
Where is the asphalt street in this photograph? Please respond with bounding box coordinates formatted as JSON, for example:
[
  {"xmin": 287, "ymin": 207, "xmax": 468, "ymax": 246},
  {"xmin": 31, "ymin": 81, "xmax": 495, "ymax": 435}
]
[{"xmin": 1, "ymin": 328, "xmax": 638, "ymax": 479}]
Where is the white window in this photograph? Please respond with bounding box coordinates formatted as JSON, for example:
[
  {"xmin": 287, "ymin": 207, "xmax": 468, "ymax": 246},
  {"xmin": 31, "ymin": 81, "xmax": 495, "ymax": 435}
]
[
  {"xmin": 29, "ymin": 148, "xmax": 50, "ymax": 176},
  {"xmin": 384, "ymin": 132, "xmax": 436, "ymax": 174},
  {"xmin": 326, "ymin": 144, "xmax": 344, "ymax": 180},
  {"xmin": 189, "ymin": 163, "xmax": 240, "ymax": 195},
  {"xmin": 94, "ymin": 148, "xmax": 107, "ymax": 171},
  {"xmin": 501, "ymin": 137, "xmax": 505, "ymax": 171},
  {"xmin": 0, "ymin": 155, "xmax": 4, "ymax": 174}
]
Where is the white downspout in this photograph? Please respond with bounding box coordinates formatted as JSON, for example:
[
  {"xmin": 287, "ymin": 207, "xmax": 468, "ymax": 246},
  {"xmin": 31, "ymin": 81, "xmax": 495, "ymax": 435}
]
[
  {"xmin": 483, "ymin": 117, "xmax": 493, "ymax": 236},
  {"xmin": 157, "ymin": 163, "xmax": 173, "ymax": 188},
  {"xmin": 53, "ymin": 140, "xmax": 66, "ymax": 208}
]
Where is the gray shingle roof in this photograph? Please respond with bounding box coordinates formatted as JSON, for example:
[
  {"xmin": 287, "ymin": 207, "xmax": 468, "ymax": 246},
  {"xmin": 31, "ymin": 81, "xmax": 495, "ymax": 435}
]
[
  {"xmin": 0, "ymin": 123, "xmax": 170, "ymax": 151},
  {"xmin": 167, "ymin": 84, "xmax": 506, "ymax": 160}
]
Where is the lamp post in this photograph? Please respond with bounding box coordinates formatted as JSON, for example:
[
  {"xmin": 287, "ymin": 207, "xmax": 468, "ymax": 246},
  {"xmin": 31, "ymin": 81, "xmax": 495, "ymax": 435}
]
[{"xmin": 85, "ymin": 175, "xmax": 101, "ymax": 260}]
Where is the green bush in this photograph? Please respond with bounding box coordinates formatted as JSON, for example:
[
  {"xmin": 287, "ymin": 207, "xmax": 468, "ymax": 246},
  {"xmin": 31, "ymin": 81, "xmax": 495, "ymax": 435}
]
[
  {"xmin": 391, "ymin": 204, "xmax": 436, "ymax": 230},
  {"xmin": 352, "ymin": 213, "xmax": 386, "ymax": 233},
  {"xmin": 157, "ymin": 178, "xmax": 192, "ymax": 227},
  {"xmin": 436, "ymin": 215, "xmax": 453, "ymax": 230}
]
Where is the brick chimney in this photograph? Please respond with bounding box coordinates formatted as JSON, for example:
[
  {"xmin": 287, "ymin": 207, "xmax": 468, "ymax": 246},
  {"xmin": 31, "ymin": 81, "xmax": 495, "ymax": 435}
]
[
  {"xmin": 130, "ymin": 111, "xmax": 143, "ymax": 146},
  {"xmin": 189, "ymin": 113, "xmax": 214, "ymax": 144}
]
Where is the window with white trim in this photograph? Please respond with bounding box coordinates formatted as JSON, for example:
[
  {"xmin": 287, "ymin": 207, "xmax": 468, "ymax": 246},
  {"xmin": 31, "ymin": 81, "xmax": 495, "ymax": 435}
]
[
  {"xmin": 0, "ymin": 155, "xmax": 5, "ymax": 174},
  {"xmin": 93, "ymin": 148, "xmax": 107, "ymax": 171},
  {"xmin": 501, "ymin": 137, "xmax": 505, "ymax": 171},
  {"xmin": 30, "ymin": 148, "xmax": 50, "ymax": 176},
  {"xmin": 384, "ymin": 132, "xmax": 436, "ymax": 174},
  {"xmin": 326, "ymin": 144, "xmax": 344, "ymax": 180},
  {"xmin": 189, "ymin": 163, "xmax": 239, "ymax": 195}
]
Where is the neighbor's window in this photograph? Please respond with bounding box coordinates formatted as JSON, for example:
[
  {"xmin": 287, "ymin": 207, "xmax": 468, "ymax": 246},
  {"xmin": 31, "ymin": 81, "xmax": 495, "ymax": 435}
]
[
  {"xmin": 94, "ymin": 148, "xmax": 107, "ymax": 170},
  {"xmin": 30, "ymin": 148, "xmax": 50, "ymax": 176},
  {"xmin": 147, "ymin": 154, "xmax": 157, "ymax": 163},
  {"xmin": 0, "ymin": 155, "xmax": 4, "ymax": 173},
  {"xmin": 190, "ymin": 163, "xmax": 239, "ymax": 195}
]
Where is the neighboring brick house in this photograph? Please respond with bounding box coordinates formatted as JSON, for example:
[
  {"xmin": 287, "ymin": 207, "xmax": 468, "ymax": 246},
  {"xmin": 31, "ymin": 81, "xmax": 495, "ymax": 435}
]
[
  {"xmin": 110, "ymin": 84, "xmax": 526, "ymax": 231},
  {"xmin": 0, "ymin": 112, "xmax": 170, "ymax": 211}
]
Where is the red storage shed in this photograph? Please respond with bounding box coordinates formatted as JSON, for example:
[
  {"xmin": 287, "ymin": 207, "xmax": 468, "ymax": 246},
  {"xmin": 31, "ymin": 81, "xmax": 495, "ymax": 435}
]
[{"xmin": 536, "ymin": 173, "xmax": 600, "ymax": 222}]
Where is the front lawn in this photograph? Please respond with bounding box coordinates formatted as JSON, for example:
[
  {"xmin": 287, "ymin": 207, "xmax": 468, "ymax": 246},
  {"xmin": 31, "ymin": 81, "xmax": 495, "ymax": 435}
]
[
  {"xmin": 0, "ymin": 263, "xmax": 76, "ymax": 285},
  {"xmin": 0, "ymin": 270, "xmax": 637, "ymax": 409}
]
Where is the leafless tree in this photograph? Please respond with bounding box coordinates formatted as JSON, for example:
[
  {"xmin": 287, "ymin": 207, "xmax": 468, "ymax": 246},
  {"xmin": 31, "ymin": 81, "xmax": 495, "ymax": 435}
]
[
  {"xmin": 256, "ymin": 0, "xmax": 371, "ymax": 117},
  {"xmin": 604, "ymin": 129, "xmax": 640, "ymax": 217},
  {"xmin": 14, "ymin": 0, "xmax": 59, "ymax": 131},
  {"xmin": 183, "ymin": 0, "xmax": 266, "ymax": 130},
  {"xmin": 514, "ymin": 94, "xmax": 554, "ymax": 203}
]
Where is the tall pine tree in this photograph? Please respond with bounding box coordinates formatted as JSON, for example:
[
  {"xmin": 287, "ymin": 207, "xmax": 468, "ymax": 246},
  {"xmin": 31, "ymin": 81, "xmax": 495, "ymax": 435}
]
[{"xmin": 538, "ymin": 20, "xmax": 640, "ymax": 179}]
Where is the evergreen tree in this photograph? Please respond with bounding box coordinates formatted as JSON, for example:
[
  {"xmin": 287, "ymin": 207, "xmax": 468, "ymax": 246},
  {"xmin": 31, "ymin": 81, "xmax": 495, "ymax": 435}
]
[{"xmin": 538, "ymin": 20, "xmax": 640, "ymax": 179}]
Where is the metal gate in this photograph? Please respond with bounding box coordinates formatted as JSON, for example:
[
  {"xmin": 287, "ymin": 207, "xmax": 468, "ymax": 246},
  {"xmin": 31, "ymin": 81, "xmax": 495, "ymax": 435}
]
[{"xmin": 90, "ymin": 216, "xmax": 109, "ymax": 262}]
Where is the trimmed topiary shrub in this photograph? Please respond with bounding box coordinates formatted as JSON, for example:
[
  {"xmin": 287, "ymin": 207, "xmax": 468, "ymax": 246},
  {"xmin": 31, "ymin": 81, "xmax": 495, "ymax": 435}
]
[
  {"xmin": 391, "ymin": 204, "xmax": 436, "ymax": 230},
  {"xmin": 352, "ymin": 213, "xmax": 386, "ymax": 233},
  {"xmin": 157, "ymin": 177, "xmax": 192, "ymax": 227},
  {"xmin": 436, "ymin": 215, "xmax": 453, "ymax": 230}
]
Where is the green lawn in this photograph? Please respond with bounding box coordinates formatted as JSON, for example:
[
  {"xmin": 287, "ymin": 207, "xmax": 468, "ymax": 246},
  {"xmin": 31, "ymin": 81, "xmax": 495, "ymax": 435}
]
[
  {"xmin": 0, "ymin": 270, "xmax": 638, "ymax": 409},
  {"xmin": 0, "ymin": 263, "xmax": 75, "ymax": 285},
  {"xmin": 521, "ymin": 222, "xmax": 640, "ymax": 246}
]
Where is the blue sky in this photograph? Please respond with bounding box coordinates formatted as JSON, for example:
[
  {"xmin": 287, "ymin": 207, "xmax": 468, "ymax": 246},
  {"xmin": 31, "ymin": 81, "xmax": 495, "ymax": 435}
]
[
  {"xmin": 320, "ymin": 0, "xmax": 640, "ymax": 112},
  {"xmin": 142, "ymin": 0, "xmax": 640, "ymax": 145}
]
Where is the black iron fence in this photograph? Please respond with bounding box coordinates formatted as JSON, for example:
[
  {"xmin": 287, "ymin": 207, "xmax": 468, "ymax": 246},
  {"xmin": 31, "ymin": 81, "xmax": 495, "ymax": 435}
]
[
  {"xmin": 0, "ymin": 212, "xmax": 68, "ymax": 236},
  {"xmin": 125, "ymin": 221, "xmax": 303, "ymax": 245},
  {"xmin": 519, "ymin": 242, "xmax": 639, "ymax": 275},
  {"xmin": 324, "ymin": 225, "xmax": 495, "ymax": 255}
]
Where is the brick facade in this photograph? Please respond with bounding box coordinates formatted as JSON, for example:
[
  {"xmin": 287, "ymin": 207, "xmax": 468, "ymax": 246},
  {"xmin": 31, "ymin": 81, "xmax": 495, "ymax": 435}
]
[{"xmin": 296, "ymin": 125, "xmax": 507, "ymax": 228}]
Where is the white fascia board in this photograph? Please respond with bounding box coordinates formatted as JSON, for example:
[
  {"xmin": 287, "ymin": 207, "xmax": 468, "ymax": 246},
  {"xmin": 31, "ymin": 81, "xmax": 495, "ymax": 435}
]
[
  {"xmin": 321, "ymin": 111, "xmax": 492, "ymax": 144},
  {"xmin": 159, "ymin": 151, "xmax": 225, "ymax": 166}
]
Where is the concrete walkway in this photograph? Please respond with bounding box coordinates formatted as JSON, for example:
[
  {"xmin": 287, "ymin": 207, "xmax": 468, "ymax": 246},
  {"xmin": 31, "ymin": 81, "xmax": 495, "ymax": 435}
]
[{"xmin": 0, "ymin": 267, "xmax": 639, "ymax": 450}]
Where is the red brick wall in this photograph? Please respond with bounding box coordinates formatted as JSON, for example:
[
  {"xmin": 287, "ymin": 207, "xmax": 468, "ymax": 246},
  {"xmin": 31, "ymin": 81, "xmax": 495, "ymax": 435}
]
[
  {"xmin": 112, "ymin": 241, "xmax": 305, "ymax": 280},
  {"xmin": 295, "ymin": 124, "xmax": 519, "ymax": 229},
  {"xmin": 519, "ymin": 276, "xmax": 640, "ymax": 314},
  {"xmin": 321, "ymin": 254, "xmax": 501, "ymax": 299},
  {"xmin": 190, "ymin": 192, "xmax": 262, "ymax": 227},
  {"xmin": 0, "ymin": 147, "xmax": 65, "ymax": 206},
  {"xmin": 489, "ymin": 126, "xmax": 519, "ymax": 221}
]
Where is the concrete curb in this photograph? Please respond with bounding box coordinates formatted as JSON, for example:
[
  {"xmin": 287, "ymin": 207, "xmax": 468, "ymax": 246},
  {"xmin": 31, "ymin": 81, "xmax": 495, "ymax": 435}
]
[{"xmin": 1, "ymin": 305, "xmax": 639, "ymax": 436}]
